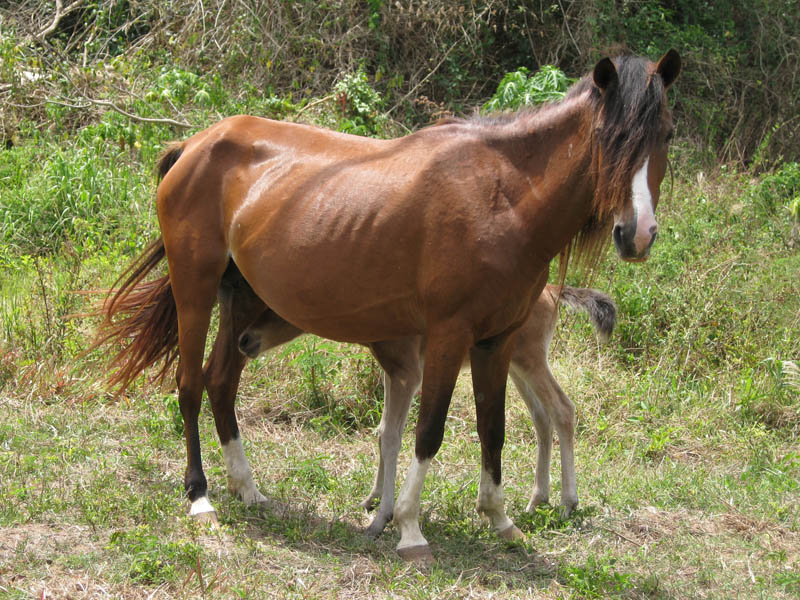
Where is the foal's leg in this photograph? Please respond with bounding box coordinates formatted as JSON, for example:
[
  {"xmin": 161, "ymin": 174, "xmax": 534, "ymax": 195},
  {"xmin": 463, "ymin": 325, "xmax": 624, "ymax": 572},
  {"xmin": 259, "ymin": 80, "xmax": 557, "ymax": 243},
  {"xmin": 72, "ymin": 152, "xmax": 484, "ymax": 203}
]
[
  {"xmin": 471, "ymin": 335, "xmax": 525, "ymax": 541},
  {"xmin": 394, "ymin": 327, "xmax": 470, "ymax": 561},
  {"xmin": 510, "ymin": 360, "xmax": 577, "ymax": 516},
  {"xmin": 203, "ymin": 266, "xmax": 268, "ymax": 507},
  {"xmin": 363, "ymin": 337, "xmax": 423, "ymax": 538},
  {"xmin": 509, "ymin": 368, "xmax": 554, "ymax": 510}
]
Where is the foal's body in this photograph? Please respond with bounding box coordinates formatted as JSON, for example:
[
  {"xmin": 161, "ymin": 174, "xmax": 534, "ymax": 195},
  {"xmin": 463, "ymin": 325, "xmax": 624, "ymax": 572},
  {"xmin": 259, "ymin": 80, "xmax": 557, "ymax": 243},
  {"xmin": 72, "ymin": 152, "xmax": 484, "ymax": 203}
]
[
  {"xmin": 96, "ymin": 51, "xmax": 679, "ymax": 560},
  {"xmin": 237, "ymin": 283, "xmax": 616, "ymax": 535}
]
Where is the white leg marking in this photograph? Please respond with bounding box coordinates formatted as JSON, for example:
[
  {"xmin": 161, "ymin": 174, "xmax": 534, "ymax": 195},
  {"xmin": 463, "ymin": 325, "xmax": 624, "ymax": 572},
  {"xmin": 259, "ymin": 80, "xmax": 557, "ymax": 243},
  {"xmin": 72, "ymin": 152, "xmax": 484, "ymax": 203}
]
[
  {"xmin": 222, "ymin": 437, "xmax": 267, "ymax": 505},
  {"xmin": 394, "ymin": 457, "xmax": 431, "ymax": 550},
  {"xmin": 477, "ymin": 466, "xmax": 513, "ymax": 533},
  {"xmin": 189, "ymin": 496, "xmax": 215, "ymax": 516}
]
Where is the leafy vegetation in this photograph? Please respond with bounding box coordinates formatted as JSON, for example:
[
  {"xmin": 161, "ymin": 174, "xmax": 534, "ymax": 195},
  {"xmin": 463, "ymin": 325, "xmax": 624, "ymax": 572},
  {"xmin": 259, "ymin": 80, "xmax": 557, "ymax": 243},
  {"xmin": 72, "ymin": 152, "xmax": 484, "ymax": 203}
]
[
  {"xmin": 483, "ymin": 65, "xmax": 572, "ymax": 113},
  {"xmin": 1, "ymin": 1, "xmax": 798, "ymax": 598}
]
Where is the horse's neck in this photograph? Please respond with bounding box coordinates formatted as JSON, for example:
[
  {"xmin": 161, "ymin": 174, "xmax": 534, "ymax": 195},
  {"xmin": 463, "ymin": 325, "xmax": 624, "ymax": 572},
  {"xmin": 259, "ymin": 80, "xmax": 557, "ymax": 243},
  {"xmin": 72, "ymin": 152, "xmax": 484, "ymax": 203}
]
[{"xmin": 497, "ymin": 101, "xmax": 597, "ymax": 267}]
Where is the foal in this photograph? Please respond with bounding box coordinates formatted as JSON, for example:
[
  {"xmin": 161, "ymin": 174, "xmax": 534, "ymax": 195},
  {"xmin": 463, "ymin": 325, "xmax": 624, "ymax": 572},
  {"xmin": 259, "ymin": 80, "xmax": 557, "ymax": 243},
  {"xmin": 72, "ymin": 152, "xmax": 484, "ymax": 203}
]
[{"xmin": 235, "ymin": 282, "xmax": 616, "ymax": 536}]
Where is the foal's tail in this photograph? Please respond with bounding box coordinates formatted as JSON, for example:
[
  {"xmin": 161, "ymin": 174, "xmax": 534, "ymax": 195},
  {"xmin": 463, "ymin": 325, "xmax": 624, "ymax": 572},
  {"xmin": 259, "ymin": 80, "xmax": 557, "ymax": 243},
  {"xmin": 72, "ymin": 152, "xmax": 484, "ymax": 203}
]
[
  {"xmin": 557, "ymin": 286, "xmax": 617, "ymax": 343},
  {"xmin": 90, "ymin": 143, "xmax": 184, "ymax": 392}
]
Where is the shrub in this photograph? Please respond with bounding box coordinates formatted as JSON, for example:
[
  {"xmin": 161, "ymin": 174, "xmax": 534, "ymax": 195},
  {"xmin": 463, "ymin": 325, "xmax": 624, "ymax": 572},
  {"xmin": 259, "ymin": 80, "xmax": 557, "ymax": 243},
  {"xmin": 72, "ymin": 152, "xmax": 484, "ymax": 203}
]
[{"xmin": 483, "ymin": 65, "xmax": 572, "ymax": 113}]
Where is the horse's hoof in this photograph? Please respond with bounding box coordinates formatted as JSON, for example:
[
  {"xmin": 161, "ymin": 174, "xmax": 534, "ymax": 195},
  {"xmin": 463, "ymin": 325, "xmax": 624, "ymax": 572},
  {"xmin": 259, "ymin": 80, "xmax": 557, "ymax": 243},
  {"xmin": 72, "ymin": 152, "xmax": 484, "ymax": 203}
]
[
  {"xmin": 365, "ymin": 516, "xmax": 390, "ymax": 539},
  {"xmin": 360, "ymin": 496, "xmax": 379, "ymax": 512},
  {"xmin": 192, "ymin": 510, "xmax": 219, "ymax": 527},
  {"xmin": 498, "ymin": 524, "xmax": 526, "ymax": 542},
  {"xmin": 397, "ymin": 544, "xmax": 434, "ymax": 564},
  {"xmin": 560, "ymin": 503, "xmax": 577, "ymax": 519},
  {"xmin": 525, "ymin": 497, "xmax": 550, "ymax": 513}
]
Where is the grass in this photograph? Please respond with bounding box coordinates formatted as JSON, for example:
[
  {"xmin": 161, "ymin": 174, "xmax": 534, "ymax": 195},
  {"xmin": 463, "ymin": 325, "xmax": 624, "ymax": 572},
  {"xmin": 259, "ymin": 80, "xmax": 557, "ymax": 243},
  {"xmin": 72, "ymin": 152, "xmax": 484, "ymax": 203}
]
[{"xmin": 1, "ymin": 58, "xmax": 799, "ymax": 598}]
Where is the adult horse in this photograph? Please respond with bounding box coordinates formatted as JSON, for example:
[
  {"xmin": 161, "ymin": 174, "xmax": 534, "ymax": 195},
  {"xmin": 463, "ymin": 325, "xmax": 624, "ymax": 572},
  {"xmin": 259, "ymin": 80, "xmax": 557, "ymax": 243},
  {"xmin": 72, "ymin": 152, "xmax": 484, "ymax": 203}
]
[{"xmin": 95, "ymin": 50, "xmax": 679, "ymax": 561}]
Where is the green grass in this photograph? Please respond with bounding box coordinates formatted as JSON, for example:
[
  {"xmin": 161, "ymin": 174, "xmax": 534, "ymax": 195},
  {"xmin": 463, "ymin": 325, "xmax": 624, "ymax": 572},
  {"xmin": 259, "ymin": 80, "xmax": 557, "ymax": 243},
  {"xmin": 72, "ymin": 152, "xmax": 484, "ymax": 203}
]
[{"xmin": 1, "ymin": 59, "xmax": 799, "ymax": 599}]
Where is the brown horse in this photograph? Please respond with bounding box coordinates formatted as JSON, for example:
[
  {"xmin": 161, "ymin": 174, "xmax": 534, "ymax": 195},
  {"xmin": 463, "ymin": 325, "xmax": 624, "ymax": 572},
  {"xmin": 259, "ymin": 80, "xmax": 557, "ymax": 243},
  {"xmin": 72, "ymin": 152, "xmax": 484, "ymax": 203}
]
[
  {"xmin": 95, "ymin": 50, "xmax": 679, "ymax": 560},
  {"xmin": 236, "ymin": 283, "xmax": 616, "ymax": 538}
]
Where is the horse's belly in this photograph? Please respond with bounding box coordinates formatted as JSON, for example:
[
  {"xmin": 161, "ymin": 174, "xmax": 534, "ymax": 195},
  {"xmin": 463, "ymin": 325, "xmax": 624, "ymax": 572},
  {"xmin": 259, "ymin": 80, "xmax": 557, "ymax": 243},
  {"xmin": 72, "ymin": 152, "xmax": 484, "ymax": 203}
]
[
  {"xmin": 232, "ymin": 228, "xmax": 425, "ymax": 342},
  {"xmin": 244, "ymin": 268, "xmax": 423, "ymax": 343}
]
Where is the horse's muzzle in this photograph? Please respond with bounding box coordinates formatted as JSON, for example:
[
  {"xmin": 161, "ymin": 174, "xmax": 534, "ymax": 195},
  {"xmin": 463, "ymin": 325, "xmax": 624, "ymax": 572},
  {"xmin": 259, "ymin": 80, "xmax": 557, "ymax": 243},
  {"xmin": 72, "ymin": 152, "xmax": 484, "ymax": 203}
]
[
  {"xmin": 238, "ymin": 331, "xmax": 262, "ymax": 358},
  {"xmin": 613, "ymin": 223, "xmax": 658, "ymax": 262}
]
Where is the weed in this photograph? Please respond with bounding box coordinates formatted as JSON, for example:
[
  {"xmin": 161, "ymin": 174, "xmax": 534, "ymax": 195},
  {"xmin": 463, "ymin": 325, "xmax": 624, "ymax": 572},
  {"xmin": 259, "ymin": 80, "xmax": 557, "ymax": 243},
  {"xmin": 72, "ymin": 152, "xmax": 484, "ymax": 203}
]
[
  {"xmin": 280, "ymin": 337, "xmax": 383, "ymax": 434},
  {"xmin": 108, "ymin": 524, "xmax": 200, "ymax": 584},
  {"xmin": 559, "ymin": 554, "xmax": 637, "ymax": 598}
]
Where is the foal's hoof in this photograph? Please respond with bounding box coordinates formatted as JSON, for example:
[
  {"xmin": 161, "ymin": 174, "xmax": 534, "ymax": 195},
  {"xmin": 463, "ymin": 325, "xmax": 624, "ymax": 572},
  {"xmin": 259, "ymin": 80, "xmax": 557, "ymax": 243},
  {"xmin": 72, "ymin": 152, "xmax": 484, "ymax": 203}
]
[
  {"xmin": 365, "ymin": 515, "xmax": 390, "ymax": 539},
  {"xmin": 192, "ymin": 510, "xmax": 219, "ymax": 527},
  {"xmin": 360, "ymin": 495, "xmax": 379, "ymax": 512},
  {"xmin": 498, "ymin": 524, "xmax": 526, "ymax": 542},
  {"xmin": 397, "ymin": 544, "xmax": 434, "ymax": 564}
]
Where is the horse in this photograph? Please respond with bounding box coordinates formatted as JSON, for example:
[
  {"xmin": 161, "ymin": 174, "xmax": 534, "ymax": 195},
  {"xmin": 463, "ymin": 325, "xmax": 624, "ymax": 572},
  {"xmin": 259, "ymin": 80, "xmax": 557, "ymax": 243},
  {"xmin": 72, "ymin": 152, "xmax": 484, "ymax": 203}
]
[
  {"xmin": 93, "ymin": 50, "xmax": 680, "ymax": 561},
  {"xmin": 235, "ymin": 281, "xmax": 616, "ymax": 536}
]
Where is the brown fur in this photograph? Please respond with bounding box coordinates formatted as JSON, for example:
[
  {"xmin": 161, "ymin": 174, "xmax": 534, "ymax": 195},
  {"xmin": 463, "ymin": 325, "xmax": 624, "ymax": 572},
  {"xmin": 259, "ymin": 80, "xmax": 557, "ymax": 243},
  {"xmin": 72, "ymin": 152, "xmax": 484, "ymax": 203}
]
[{"xmin": 91, "ymin": 51, "xmax": 679, "ymax": 557}]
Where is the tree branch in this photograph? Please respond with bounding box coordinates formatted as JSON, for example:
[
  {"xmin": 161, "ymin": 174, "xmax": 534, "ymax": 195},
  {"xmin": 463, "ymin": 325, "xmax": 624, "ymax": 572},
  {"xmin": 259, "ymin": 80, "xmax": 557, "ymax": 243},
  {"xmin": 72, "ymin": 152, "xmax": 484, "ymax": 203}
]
[
  {"xmin": 82, "ymin": 97, "xmax": 193, "ymax": 129},
  {"xmin": 38, "ymin": 0, "xmax": 87, "ymax": 39}
]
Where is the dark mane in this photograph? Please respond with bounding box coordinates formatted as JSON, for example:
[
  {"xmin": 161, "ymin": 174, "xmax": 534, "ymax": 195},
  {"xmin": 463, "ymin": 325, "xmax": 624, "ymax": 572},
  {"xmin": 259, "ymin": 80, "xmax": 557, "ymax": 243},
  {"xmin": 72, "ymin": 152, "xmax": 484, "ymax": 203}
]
[
  {"xmin": 434, "ymin": 56, "xmax": 669, "ymax": 284},
  {"xmin": 562, "ymin": 54, "xmax": 669, "ymax": 282},
  {"xmin": 570, "ymin": 54, "xmax": 667, "ymax": 218}
]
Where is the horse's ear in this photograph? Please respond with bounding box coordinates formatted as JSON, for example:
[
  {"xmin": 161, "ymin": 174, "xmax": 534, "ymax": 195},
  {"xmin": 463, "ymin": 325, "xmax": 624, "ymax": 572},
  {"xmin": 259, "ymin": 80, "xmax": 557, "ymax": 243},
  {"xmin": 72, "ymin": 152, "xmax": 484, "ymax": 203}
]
[
  {"xmin": 656, "ymin": 49, "xmax": 681, "ymax": 89},
  {"xmin": 592, "ymin": 57, "xmax": 618, "ymax": 92}
]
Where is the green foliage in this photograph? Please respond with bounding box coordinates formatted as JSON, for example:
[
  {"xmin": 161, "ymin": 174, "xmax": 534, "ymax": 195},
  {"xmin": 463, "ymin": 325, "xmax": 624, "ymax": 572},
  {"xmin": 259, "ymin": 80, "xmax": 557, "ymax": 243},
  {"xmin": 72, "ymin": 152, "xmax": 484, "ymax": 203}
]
[
  {"xmin": 747, "ymin": 161, "xmax": 800, "ymax": 216},
  {"xmin": 515, "ymin": 504, "xmax": 597, "ymax": 535},
  {"xmin": 144, "ymin": 66, "xmax": 213, "ymax": 107},
  {"xmin": 559, "ymin": 554, "xmax": 644, "ymax": 598},
  {"xmin": 333, "ymin": 67, "xmax": 386, "ymax": 136},
  {"xmin": 483, "ymin": 65, "xmax": 572, "ymax": 113},
  {"xmin": 0, "ymin": 130, "xmax": 156, "ymax": 255},
  {"xmin": 281, "ymin": 337, "xmax": 383, "ymax": 434},
  {"xmin": 108, "ymin": 525, "xmax": 200, "ymax": 584}
]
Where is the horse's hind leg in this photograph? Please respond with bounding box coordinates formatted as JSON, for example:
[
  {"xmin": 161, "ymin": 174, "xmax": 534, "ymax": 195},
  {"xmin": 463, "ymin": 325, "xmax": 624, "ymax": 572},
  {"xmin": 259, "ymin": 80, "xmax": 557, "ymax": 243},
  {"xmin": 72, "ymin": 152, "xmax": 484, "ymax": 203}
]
[
  {"xmin": 511, "ymin": 359, "xmax": 577, "ymax": 516},
  {"xmin": 509, "ymin": 368, "xmax": 554, "ymax": 510},
  {"xmin": 204, "ymin": 262, "xmax": 268, "ymax": 507},
  {"xmin": 166, "ymin": 246, "xmax": 229, "ymax": 520},
  {"xmin": 363, "ymin": 337, "xmax": 423, "ymax": 538}
]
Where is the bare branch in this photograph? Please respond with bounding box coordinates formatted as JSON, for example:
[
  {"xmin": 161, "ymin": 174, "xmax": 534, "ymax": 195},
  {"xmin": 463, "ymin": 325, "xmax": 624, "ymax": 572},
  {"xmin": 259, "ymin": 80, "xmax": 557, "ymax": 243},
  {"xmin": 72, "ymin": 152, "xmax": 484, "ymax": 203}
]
[
  {"xmin": 80, "ymin": 97, "xmax": 193, "ymax": 129},
  {"xmin": 38, "ymin": 0, "xmax": 87, "ymax": 39}
]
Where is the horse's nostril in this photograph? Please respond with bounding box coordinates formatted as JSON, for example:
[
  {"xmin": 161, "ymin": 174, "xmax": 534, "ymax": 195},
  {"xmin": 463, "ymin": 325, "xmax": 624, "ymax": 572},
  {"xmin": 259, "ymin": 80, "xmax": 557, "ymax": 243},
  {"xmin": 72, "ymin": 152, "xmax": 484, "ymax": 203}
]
[
  {"xmin": 239, "ymin": 333, "xmax": 250, "ymax": 349},
  {"xmin": 612, "ymin": 224, "xmax": 623, "ymax": 247},
  {"xmin": 649, "ymin": 224, "xmax": 658, "ymax": 236}
]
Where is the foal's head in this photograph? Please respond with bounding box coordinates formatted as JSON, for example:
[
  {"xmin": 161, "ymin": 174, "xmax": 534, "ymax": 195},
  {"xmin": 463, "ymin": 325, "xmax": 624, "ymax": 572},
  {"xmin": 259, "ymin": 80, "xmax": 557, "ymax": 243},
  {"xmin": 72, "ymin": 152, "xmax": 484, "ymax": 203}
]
[{"xmin": 578, "ymin": 49, "xmax": 681, "ymax": 263}]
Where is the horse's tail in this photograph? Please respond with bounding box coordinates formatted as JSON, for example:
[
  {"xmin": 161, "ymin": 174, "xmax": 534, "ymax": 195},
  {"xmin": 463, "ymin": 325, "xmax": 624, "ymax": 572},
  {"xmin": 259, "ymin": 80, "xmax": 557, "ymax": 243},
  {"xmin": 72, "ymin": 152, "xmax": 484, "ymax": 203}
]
[
  {"xmin": 90, "ymin": 142, "xmax": 185, "ymax": 392},
  {"xmin": 557, "ymin": 286, "xmax": 617, "ymax": 343}
]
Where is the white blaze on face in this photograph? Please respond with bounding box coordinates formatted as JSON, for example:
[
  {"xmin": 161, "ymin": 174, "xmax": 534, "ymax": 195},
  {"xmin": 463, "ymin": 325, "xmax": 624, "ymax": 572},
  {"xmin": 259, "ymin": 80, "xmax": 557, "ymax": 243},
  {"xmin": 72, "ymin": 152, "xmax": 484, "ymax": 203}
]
[{"xmin": 631, "ymin": 158, "xmax": 658, "ymax": 253}]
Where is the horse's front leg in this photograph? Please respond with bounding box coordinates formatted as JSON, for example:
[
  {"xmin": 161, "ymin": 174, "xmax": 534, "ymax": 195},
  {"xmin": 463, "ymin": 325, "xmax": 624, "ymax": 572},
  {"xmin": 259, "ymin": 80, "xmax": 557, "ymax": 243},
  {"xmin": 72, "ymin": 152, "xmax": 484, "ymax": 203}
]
[
  {"xmin": 393, "ymin": 327, "xmax": 470, "ymax": 562},
  {"xmin": 363, "ymin": 337, "xmax": 423, "ymax": 538},
  {"xmin": 471, "ymin": 335, "xmax": 525, "ymax": 541}
]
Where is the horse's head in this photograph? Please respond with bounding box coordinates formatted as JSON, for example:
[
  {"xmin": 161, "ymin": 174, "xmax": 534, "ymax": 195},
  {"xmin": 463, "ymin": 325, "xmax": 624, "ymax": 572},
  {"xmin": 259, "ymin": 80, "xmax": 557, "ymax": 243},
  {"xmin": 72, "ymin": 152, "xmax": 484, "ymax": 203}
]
[{"xmin": 590, "ymin": 49, "xmax": 681, "ymax": 262}]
